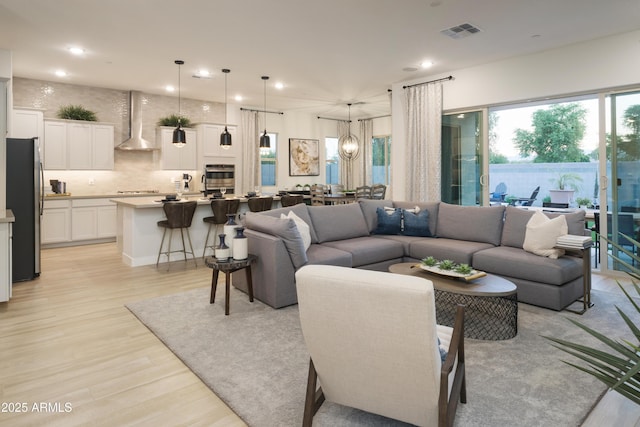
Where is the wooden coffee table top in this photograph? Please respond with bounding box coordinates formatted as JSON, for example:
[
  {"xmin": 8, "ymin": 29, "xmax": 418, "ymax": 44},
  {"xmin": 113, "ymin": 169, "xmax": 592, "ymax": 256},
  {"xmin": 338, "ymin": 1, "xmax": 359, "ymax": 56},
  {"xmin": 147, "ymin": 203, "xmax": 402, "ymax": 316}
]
[{"xmin": 389, "ymin": 262, "xmax": 517, "ymax": 297}]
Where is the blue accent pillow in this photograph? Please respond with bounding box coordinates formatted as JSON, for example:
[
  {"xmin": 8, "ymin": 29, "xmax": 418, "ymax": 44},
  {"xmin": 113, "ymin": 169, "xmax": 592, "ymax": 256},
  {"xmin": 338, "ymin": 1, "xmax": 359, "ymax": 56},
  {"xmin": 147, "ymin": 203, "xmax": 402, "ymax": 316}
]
[
  {"xmin": 437, "ymin": 337, "xmax": 448, "ymax": 362},
  {"xmin": 373, "ymin": 207, "xmax": 402, "ymax": 235},
  {"xmin": 402, "ymin": 209, "xmax": 431, "ymax": 237}
]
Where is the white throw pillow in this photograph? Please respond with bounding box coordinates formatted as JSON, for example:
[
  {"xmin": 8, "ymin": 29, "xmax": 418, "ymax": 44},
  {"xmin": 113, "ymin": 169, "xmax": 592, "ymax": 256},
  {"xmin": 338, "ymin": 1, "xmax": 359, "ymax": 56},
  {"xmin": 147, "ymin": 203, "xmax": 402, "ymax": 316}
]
[
  {"xmin": 523, "ymin": 210, "xmax": 568, "ymax": 259},
  {"xmin": 281, "ymin": 211, "xmax": 311, "ymax": 251}
]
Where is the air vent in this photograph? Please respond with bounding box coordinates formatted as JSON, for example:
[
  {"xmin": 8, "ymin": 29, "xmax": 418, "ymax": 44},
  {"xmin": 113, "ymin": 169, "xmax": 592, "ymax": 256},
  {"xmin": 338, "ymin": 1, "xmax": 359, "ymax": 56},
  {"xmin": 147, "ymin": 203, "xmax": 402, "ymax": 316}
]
[{"xmin": 441, "ymin": 23, "xmax": 482, "ymax": 39}]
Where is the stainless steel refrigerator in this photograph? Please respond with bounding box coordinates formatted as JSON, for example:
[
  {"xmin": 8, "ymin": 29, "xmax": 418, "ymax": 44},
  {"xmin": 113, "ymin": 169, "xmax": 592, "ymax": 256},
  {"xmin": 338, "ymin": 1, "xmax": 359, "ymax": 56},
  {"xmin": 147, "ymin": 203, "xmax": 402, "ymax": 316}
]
[{"xmin": 6, "ymin": 137, "xmax": 42, "ymax": 282}]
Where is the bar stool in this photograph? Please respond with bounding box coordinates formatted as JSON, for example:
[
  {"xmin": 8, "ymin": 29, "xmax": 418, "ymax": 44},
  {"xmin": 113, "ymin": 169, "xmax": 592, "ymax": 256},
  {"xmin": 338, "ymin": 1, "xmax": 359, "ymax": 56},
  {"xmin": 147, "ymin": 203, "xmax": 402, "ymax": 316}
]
[
  {"xmin": 156, "ymin": 201, "xmax": 198, "ymax": 268},
  {"xmin": 248, "ymin": 196, "xmax": 273, "ymax": 212},
  {"xmin": 202, "ymin": 199, "xmax": 240, "ymax": 258},
  {"xmin": 280, "ymin": 194, "xmax": 304, "ymax": 207}
]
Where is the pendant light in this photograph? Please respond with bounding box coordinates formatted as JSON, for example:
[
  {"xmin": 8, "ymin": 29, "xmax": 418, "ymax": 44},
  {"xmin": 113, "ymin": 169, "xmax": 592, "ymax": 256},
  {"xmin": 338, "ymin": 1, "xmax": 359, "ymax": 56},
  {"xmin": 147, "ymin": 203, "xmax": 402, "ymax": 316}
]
[
  {"xmin": 172, "ymin": 60, "xmax": 186, "ymax": 147},
  {"xmin": 220, "ymin": 68, "xmax": 232, "ymax": 149},
  {"xmin": 259, "ymin": 76, "xmax": 270, "ymax": 153},
  {"xmin": 338, "ymin": 103, "xmax": 360, "ymax": 190}
]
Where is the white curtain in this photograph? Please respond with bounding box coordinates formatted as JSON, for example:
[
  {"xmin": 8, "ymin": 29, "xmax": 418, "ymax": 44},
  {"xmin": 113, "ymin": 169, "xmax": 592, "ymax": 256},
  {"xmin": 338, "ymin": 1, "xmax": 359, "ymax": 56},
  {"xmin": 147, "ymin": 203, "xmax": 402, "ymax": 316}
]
[
  {"xmin": 241, "ymin": 110, "xmax": 261, "ymax": 194},
  {"xmin": 337, "ymin": 120, "xmax": 350, "ymax": 186},
  {"xmin": 358, "ymin": 119, "xmax": 373, "ymax": 186},
  {"xmin": 404, "ymin": 82, "xmax": 443, "ymax": 201}
]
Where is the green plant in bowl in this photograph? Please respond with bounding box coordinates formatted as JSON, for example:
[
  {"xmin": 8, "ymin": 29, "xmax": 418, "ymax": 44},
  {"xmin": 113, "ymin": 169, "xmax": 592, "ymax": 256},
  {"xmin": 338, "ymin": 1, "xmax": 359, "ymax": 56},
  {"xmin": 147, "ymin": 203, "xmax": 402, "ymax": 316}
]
[
  {"xmin": 157, "ymin": 114, "xmax": 192, "ymax": 128},
  {"xmin": 438, "ymin": 259, "xmax": 456, "ymax": 270},
  {"xmin": 455, "ymin": 264, "xmax": 473, "ymax": 275},
  {"xmin": 57, "ymin": 104, "xmax": 97, "ymax": 121},
  {"xmin": 421, "ymin": 256, "xmax": 438, "ymax": 267}
]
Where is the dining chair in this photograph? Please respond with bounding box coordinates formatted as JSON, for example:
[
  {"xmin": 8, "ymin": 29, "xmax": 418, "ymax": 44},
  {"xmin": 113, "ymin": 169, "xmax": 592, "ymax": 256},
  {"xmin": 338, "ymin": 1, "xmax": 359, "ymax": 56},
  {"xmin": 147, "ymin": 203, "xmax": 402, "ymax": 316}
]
[
  {"xmin": 355, "ymin": 185, "xmax": 372, "ymax": 199},
  {"xmin": 310, "ymin": 185, "xmax": 326, "ymax": 206},
  {"xmin": 280, "ymin": 194, "xmax": 304, "ymax": 207},
  {"xmin": 329, "ymin": 184, "xmax": 344, "ymax": 195},
  {"xmin": 371, "ymin": 184, "xmax": 387, "ymax": 200}
]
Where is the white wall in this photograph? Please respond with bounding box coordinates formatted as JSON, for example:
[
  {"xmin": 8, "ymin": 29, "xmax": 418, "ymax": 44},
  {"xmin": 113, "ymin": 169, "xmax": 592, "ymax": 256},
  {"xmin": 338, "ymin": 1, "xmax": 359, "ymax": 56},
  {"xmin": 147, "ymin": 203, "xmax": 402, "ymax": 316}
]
[{"xmin": 391, "ymin": 29, "xmax": 640, "ymax": 201}]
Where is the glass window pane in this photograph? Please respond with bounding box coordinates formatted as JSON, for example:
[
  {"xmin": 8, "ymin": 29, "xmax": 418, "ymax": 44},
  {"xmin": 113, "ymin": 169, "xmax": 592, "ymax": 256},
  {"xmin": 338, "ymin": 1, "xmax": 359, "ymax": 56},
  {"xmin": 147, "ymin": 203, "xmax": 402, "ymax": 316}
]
[
  {"xmin": 260, "ymin": 132, "xmax": 277, "ymax": 186},
  {"xmin": 325, "ymin": 137, "xmax": 339, "ymax": 185}
]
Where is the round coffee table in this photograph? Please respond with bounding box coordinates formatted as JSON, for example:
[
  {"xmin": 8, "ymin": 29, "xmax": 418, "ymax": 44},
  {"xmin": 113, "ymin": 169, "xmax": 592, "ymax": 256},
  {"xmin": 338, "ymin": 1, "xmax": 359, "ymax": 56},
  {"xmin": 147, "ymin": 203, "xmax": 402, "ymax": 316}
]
[{"xmin": 389, "ymin": 262, "xmax": 518, "ymax": 340}]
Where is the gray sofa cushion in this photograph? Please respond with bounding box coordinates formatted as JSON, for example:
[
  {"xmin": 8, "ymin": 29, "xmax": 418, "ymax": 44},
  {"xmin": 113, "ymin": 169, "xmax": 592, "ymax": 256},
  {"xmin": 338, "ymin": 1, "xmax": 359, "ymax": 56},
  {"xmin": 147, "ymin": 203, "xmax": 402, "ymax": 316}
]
[
  {"xmin": 306, "ymin": 244, "xmax": 352, "ymax": 267},
  {"xmin": 259, "ymin": 203, "xmax": 319, "ymax": 243},
  {"xmin": 436, "ymin": 203, "xmax": 505, "ymax": 246},
  {"xmin": 501, "ymin": 207, "xmax": 587, "ymax": 248},
  {"xmin": 409, "ymin": 237, "xmax": 495, "ymax": 265},
  {"xmin": 308, "ymin": 203, "xmax": 370, "ymax": 243},
  {"xmin": 473, "ymin": 246, "xmax": 583, "ymax": 286},
  {"xmin": 322, "ymin": 236, "xmax": 405, "ymax": 267},
  {"xmin": 394, "ymin": 201, "xmax": 439, "ymax": 236},
  {"xmin": 358, "ymin": 199, "xmax": 394, "ymax": 233},
  {"xmin": 245, "ymin": 212, "xmax": 308, "ymax": 268}
]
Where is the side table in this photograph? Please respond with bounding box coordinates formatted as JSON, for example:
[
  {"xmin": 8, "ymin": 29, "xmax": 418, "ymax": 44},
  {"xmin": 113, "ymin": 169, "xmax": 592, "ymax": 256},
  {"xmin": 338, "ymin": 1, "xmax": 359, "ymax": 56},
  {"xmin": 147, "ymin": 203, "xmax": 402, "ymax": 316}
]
[
  {"xmin": 204, "ymin": 254, "xmax": 257, "ymax": 315},
  {"xmin": 555, "ymin": 242, "xmax": 594, "ymax": 314}
]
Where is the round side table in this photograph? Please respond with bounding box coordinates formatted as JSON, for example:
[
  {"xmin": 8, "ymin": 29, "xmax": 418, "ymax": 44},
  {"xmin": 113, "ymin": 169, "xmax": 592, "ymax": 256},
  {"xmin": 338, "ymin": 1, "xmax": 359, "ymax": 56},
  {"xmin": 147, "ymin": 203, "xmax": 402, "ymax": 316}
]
[{"xmin": 204, "ymin": 254, "xmax": 257, "ymax": 315}]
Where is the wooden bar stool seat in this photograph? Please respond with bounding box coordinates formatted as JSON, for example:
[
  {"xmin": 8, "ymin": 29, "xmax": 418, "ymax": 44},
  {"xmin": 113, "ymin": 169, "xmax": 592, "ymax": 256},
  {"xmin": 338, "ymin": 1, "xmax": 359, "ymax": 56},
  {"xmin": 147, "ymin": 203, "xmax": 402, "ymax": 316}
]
[{"xmin": 156, "ymin": 201, "xmax": 198, "ymax": 268}]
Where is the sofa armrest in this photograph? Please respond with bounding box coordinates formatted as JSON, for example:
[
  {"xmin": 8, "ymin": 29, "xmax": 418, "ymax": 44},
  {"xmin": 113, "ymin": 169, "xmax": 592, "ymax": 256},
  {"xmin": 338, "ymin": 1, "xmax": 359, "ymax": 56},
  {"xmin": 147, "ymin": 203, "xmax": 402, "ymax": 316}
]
[{"xmin": 233, "ymin": 229, "xmax": 298, "ymax": 308}]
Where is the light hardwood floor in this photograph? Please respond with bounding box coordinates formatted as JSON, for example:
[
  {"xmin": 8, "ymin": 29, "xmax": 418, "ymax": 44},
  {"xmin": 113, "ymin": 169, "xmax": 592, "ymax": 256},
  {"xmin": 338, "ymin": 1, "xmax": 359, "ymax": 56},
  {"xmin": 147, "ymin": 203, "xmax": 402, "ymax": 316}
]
[
  {"xmin": 0, "ymin": 243, "xmax": 245, "ymax": 427},
  {"xmin": 0, "ymin": 243, "xmax": 634, "ymax": 426}
]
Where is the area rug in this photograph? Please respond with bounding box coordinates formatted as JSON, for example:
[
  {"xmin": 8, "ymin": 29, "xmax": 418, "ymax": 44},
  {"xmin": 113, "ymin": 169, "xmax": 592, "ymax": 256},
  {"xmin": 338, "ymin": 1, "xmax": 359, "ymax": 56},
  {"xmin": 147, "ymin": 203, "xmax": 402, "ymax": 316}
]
[{"xmin": 126, "ymin": 287, "xmax": 638, "ymax": 427}]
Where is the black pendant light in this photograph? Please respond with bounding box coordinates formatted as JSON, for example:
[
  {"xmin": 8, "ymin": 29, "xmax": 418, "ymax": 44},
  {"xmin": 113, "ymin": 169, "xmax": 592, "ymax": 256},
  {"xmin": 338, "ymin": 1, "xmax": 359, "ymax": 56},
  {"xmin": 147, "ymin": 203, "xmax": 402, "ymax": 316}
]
[
  {"xmin": 172, "ymin": 60, "xmax": 186, "ymax": 147},
  {"xmin": 259, "ymin": 76, "xmax": 270, "ymax": 151},
  {"xmin": 220, "ymin": 68, "xmax": 232, "ymax": 149}
]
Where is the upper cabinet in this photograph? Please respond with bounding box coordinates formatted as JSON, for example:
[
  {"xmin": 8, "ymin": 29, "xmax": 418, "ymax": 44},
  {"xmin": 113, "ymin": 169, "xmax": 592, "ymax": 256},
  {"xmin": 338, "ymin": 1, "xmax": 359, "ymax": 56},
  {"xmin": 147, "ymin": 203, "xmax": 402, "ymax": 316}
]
[
  {"xmin": 196, "ymin": 123, "xmax": 239, "ymax": 160},
  {"xmin": 11, "ymin": 108, "xmax": 44, "ymax": 140},
  {"xmin": 43, "ymin": 119, "xmax": 114, "ymax": 170},
  {"xmin": 156, "ymin": 126, "xmax": 197, "ymax": 170}
]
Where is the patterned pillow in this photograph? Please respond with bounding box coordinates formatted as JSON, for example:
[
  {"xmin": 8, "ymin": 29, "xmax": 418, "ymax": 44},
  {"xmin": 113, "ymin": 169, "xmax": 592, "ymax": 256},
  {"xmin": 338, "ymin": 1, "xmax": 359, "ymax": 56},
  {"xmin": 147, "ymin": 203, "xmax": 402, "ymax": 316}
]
[{"xmin": 373, "ymin": 207, "xmax": 402, "ymax": 235}]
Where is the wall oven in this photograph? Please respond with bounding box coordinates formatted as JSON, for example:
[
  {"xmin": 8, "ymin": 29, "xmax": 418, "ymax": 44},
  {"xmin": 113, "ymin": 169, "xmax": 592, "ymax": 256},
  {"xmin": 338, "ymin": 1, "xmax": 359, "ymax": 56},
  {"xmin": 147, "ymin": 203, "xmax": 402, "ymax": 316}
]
[{"xmin": 202, "ymin": 164, "xmax": 235, "ymax": 196}]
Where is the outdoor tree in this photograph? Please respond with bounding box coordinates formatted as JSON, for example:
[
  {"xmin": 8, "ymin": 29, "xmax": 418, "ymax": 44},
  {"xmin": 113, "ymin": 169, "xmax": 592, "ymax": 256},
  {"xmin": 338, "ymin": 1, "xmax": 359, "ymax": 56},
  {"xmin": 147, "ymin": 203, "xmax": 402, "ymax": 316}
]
[
  {"xmin": 588, "ymin": 104, "xmax": 640, "ymax": 161},
  {"xmin": 488, "ymin": 112, "xmax": 508, "ymax": 163},
  {"xmin": 513, "ymin": 103, "xmax": 590, "ymax": 162}
]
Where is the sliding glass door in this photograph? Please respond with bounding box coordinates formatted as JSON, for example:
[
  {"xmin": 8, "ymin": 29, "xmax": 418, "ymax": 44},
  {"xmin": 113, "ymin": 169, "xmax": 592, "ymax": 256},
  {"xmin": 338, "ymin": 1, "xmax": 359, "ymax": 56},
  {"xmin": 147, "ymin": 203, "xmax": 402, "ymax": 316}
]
[
  {"xmin": 602, "ymin": 90, "xmax": 640, "ymax": 273},
  {"xmin": 441, "ymin": 111, "xmax": 484, "ymax": 205}
]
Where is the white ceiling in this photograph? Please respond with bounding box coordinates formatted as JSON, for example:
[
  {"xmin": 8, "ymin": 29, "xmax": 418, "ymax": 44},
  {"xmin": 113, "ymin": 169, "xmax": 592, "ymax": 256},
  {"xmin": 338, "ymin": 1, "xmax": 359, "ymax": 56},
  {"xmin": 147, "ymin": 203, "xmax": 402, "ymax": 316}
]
[{"xmin": 1, "ymin": 0, "xmax": 640, "ymax": 119}]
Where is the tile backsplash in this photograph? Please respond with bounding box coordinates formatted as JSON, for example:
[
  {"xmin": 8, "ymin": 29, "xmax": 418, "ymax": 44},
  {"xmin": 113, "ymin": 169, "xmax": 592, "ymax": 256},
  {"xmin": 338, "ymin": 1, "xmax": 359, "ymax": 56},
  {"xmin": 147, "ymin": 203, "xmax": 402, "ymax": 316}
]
[{"xmin": 13, "ymin": 77, "xmax": 225, "ymax": 195}]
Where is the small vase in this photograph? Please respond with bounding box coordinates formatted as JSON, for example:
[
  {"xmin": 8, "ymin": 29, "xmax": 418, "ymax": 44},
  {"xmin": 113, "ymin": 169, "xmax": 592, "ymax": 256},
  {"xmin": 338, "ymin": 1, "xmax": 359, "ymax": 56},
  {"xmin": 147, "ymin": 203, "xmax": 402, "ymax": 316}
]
[
  {"xmin": 215, "ymin": 234, "xmax": 230, "ymax": 262},
  {"xmin": 232, "ymin": 227, "xmax": 248, "ymax": 260},
  {"xmin": 223, "ymin": 214, "xmax": 238, "ymax": 250}
]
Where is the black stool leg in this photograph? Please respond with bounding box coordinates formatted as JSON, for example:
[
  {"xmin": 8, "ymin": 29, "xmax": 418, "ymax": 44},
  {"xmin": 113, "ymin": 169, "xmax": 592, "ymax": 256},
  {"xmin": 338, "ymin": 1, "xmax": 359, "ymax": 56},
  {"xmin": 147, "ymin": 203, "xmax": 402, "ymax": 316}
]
[{"xmin": 156, "ymin": 228, "xmax": 168, "ymax": 267}]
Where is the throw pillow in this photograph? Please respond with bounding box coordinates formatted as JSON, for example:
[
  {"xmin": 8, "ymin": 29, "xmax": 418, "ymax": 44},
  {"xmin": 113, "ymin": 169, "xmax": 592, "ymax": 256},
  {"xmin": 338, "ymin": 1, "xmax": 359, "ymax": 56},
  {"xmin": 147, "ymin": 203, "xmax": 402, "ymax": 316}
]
[
  {"xmin": 281, "ymin": 211, "xmax": 311, "ymax": 251},
  {"xmin": 437, "ymin": 337, "xmax": 447, "ymax": 362},
  {"xmin": 245, "ymin": 212, "xmax": 308, "ymax": 268},
  {"xmin": 522, "ymin": 210, "xmax": 568, "ymax": 259},
  {"xmin": 373, "ymin": 207, "xmax": 402, "ymax": 235},
  {"xmin": 401, "ymin": 209, "xmax": 431, "ymax": 237}
]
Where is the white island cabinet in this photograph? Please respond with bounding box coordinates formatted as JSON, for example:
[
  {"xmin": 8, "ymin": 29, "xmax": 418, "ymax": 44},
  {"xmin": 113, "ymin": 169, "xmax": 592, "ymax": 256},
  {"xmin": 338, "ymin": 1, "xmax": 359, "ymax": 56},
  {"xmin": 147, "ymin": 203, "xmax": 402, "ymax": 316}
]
[{"xmin": 0, "ymin": 211, "xmax": 15, "ymax": 302}]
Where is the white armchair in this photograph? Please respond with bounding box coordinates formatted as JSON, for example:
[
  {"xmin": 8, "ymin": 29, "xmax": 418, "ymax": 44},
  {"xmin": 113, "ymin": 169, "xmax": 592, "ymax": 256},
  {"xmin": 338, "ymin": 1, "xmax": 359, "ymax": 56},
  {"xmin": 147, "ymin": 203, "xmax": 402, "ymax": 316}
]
[{"xmin": 295, "ymin": 265, "xmax": 466, "ymax": 427}]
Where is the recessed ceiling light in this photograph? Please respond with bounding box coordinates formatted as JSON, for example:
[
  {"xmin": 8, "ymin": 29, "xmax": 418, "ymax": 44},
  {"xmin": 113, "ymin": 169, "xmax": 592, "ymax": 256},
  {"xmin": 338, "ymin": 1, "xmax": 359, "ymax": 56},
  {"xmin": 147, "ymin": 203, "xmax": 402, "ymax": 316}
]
[
  {"xmin": 165, "ymin": 85, "xmax": 175, "ymax": 92},
  {"xmin": 193, "ymin": 70, "xmax": 212, "ymax": 78},
  {"xmin": 55, "ymin": 70, "xmax": 67, "ymax": 77},
  {"xmin": 68, "ymin": 47, "xmax": 84, "ymax": 55},
  {"xmin": 421, "ymin": 60, "xmax": 434, "ymax": 69},
  {"xmin": 275, "ymin": 82, "xmax": 284, "ymax": 90},
  {"xmin": 234, "ymin": 95, "xmax": 243, "ymax": 102}
]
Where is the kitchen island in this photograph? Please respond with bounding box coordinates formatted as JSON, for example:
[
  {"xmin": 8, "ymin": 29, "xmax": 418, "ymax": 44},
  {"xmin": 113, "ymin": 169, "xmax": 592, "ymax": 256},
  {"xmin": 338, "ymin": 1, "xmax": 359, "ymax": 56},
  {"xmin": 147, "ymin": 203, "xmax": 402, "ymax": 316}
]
[{"xmin": 110, "ymin": 196, "xmax": 276, "ymax": 266}]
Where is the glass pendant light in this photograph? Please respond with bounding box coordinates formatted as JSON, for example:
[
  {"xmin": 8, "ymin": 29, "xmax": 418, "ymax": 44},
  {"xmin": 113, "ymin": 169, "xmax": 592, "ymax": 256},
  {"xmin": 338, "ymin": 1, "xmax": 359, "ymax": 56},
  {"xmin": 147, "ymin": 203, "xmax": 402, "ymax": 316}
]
[
  {"xmin": 172, "ymin": 60, "xmax": 186, "ymax": 147},
  {"xmin": 220, "ymin": 68, "xmax": 232, "ymax": 149},
  {"xmin": 259, "ymin": 76, "xmax": 270, "ymax": 153}
]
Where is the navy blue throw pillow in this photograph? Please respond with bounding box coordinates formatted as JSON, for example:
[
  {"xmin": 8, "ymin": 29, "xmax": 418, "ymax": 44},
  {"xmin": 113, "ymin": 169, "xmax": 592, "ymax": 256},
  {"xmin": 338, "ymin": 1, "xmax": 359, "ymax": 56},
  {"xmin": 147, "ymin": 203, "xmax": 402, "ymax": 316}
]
[
  {"xmin": 402, "ymin": 209, "xmax": 431, "ymax": 237},
  {"xmin": 373, "ymin": 207, "xmax": 402, "ymax": 235}
]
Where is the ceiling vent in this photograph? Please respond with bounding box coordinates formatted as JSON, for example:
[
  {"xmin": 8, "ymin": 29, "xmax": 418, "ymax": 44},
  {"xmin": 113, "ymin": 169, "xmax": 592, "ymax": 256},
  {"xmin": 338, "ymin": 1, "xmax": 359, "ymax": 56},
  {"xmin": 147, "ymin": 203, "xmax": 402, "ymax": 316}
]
[{"xmin": 441, "ymin": 23, "xmax": 482, "ymax": 39}]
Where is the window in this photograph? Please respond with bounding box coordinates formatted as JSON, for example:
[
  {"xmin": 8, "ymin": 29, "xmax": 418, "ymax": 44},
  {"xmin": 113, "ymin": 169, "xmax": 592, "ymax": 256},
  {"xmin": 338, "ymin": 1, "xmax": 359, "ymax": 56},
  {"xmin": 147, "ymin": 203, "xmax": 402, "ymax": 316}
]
[
  {"xmin": 325, "ymin": 137, "xmax": 339, "ymax": 185},
  {"xmin": 260, "ymin": 132, "xmax": 277, "ymax": 186},
  {"xmin": 372, "ymin": 135, "xmax": 391, "ymax": 185}
]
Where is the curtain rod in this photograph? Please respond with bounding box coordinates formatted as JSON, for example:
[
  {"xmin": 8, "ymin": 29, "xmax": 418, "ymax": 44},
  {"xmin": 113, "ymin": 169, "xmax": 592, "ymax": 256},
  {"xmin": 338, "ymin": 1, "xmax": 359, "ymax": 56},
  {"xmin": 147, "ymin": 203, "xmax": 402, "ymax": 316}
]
[
  {"xmin": 402, "ymin": 75, "xmax": 453, "ymax": 89},
  {"xmin": 358, "ymin": 114, "xmax": 391, "ymax": 121},
  {"xmin": 317, "ymin": 116, "xmax": 351, "ymax": 122},
  {"xmin": 240, "ymin": 107, "xmax": 284, "ymax": 115}
]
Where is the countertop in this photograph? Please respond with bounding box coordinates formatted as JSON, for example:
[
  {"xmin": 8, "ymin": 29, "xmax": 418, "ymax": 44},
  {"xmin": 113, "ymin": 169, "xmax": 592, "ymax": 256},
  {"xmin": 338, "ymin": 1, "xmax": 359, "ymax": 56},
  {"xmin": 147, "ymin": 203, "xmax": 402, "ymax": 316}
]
[
  {"xmin": 43, "ymin": 192, "xmax": 202, "ymax": 200},
  {"xmin": 0, "ymin": 210, "xmax": 15, "ymax": 223},
  {"xmin": 110, "ymin": 195, "xmax": 281, "ymax": 209}
]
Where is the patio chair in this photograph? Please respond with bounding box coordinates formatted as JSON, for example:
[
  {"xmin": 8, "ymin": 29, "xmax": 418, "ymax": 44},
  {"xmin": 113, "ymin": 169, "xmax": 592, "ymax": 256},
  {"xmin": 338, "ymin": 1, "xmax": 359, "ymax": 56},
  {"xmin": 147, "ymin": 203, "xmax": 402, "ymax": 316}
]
[
  {"xmin": 296, "ymin": 265, "xmax": 466, "ymax": 427},
  {"xmin": 489, "ymin": 182, "xmax": 507, "ymax": 204},
  {"xmin": 513, "ymin": 186, "xmax": 540, "ymax": 206},
  {"xmin": 593, "ymin": 212, "xmax": 637, "ymax": 267}
]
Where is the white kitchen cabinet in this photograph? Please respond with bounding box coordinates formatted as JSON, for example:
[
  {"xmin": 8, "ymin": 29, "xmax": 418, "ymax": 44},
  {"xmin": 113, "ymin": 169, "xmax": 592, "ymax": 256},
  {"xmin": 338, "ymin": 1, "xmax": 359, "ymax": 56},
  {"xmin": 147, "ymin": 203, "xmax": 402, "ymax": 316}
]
[
  {"xmin": 71, "ymin": 199, "xmax": 116, "ymax": 241},
  {"xmin": 156, "ymin": 126, "xmax": 197, "ymax": 170},
  {"xmin": 44, "ymin": 119, "xmax": 114, "ymax": 170},
  {"xmin": 196, "ymin": 123, "xmax": 239, "ymax": 159},
  {"xmin": 43, "ymin": 120, "xmax": 68, "ymax": 170},
  {"xmin": 0, "ymin": 214, "xmax": 13, "ymax": 302},
  {"xmin": 42, "ymin": 199, "xmax": 71, "ymax": 244},
  {"xmin": 11, "ymin": 108, "xmax": 44, "ymax": 140}
]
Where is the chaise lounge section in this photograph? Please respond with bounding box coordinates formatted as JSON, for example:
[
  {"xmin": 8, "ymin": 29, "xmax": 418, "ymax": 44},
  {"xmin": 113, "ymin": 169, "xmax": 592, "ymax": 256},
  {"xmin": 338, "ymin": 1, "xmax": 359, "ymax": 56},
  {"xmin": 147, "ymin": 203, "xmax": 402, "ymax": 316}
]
[{"xmin": 233, "ymin": 200, "xmax": 587, "ymax": 311}]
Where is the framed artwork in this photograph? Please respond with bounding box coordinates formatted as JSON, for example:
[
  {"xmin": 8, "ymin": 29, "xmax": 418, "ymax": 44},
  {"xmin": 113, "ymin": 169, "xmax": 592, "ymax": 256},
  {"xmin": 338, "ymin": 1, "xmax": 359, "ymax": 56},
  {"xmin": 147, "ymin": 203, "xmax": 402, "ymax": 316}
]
[{"xmin": 289, "ymin": 138, "xmax": 320, "ymax": 176}]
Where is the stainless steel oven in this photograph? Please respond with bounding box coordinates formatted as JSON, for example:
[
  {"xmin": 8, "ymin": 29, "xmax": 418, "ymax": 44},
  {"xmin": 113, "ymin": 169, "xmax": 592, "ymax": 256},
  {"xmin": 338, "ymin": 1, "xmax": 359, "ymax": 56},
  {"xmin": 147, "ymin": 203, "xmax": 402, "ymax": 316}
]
[{"xmin": 202, "ymin": 164, "xmax": 235, "ymax": 196}]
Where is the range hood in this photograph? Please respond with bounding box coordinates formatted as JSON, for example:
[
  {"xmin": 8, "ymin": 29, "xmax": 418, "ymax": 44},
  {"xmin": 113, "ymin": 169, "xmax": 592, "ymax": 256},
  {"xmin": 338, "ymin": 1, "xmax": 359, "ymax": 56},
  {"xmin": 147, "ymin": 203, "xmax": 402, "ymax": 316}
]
[{"xmin": 116, "ymin": 91, "xmax": 157, "ymax": 151}]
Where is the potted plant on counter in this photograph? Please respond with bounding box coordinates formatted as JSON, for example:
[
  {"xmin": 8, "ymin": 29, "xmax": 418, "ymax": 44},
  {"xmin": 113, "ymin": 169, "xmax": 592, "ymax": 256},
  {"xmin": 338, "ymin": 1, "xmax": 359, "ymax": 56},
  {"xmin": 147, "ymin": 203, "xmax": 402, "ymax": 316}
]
[{"xmin": 549, "ymin": 173, "xmax": 583, "ymax": 204}]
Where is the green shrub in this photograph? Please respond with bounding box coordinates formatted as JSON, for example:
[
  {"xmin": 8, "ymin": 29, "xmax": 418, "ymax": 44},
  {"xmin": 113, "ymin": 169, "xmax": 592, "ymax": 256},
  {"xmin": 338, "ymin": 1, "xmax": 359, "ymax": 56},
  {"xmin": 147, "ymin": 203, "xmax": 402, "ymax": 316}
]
[
  {"xmin": 157, "ymin": 114, "xmax": 192, "ymax": 128},
  {"xmin": 57, "ymin": 105, "xmax": 97, "ymax": 121}
]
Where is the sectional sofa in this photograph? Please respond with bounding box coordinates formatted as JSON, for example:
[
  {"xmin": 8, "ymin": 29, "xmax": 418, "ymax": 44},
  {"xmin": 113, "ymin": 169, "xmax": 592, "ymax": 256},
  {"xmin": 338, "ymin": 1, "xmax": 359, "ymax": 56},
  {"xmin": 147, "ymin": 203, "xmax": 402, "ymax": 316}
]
[{"xmin": 233, "ymin": 200, "xmax": 587, "ymax": 311}]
